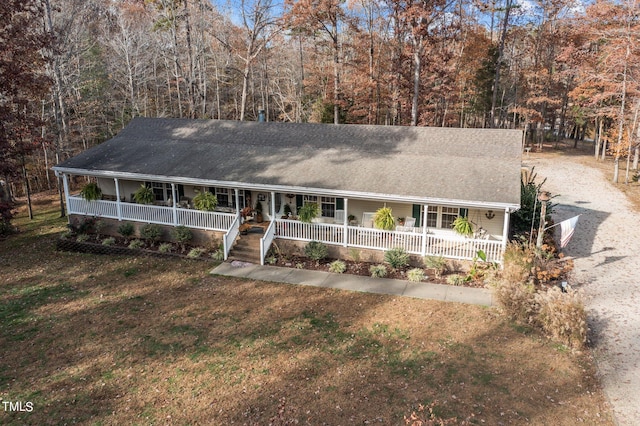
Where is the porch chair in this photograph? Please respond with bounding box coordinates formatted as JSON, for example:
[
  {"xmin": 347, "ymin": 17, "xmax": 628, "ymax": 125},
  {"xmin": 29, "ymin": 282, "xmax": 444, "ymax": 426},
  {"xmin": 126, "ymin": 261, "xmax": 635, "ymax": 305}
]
[{"xmin": 334, "ymin": 209, "xmax": 345, "ymax": 224}]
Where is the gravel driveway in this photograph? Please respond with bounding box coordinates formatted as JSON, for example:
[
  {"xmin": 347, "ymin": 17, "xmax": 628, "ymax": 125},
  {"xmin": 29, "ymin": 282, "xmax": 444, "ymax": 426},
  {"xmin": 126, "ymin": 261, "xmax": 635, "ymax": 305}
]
[{"xmin": 527, "ymin": 153, "xmax": 640, "ymax": 425}]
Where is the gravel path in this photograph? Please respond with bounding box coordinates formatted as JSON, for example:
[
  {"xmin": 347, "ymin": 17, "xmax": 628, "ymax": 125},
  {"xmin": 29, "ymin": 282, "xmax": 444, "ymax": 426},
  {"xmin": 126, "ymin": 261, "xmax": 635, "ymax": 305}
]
[{"xmin": 527, "ymin": 154, "xmax": 640, "ymax": 425}]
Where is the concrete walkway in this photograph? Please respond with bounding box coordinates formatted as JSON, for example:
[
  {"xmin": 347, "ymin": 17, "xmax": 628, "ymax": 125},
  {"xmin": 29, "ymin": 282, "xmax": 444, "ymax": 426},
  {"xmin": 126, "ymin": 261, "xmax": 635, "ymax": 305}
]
[{"xmin": 211, "ymin": 261, "xmax": 494, "ymax": 307}]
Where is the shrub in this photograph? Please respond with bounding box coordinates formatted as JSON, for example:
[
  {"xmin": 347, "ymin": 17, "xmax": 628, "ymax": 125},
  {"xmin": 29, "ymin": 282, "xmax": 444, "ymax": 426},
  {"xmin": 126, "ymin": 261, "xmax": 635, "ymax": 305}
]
[
  {"xmin": 69, "ymin": 217, "xmax": 96, "ymax": 234},
  {"xmin": 423, "ymin": 255, "xmax": 447, "ymax": 278},
  {"xmin": 298, "ymin": 202, "xmax": 320, "ymax": 223},
  {"xmin": 94, "ymin": 219, "xmax": 106, "ymax": 238},
  {"xmin": 304, "ymin": 240, "xmax": 328, "ymax": 261},
  {"xmin": 76, "ymin": 234, "xmax": 89, "ymax": 242},
  {"xmin": 118, "ymin": 222, "xmax": 135, "ymax": 240},
  {"xmin": 102, "ymin": 237, "xmax": 116, "ymax": 246},
  {"xmin": 171, "ymin": 225, "xmax": 192, "ymax": 251},
  {"xmin": 384, "ymin": 247, "xmax": 409, "ymax": 269},
  {"xmin": 187, "ymin": 247, "xmax": 205, "ymax": 258},
  {"xmin": 211, "ymin": 250, "xmax": 225, "ymax": 261},
  {"xmin": 369, "ymin": 264, "xmax": 387, "ymax": 278},
  {"xmin": 140, "ymin": 223, "xmax": 162, "ymax": 245},
  {"xmin": 133, "ymin": 184, "xmax": 154, "ymax": 205},
  {"xmin": 80, "ymin": 182, "xmax": 102, "ymax": 201},
  {"xmin": 0, "ymin": 201, "xmax": 15, "ymax": 236},
  {"xmin": 493, "ymin": 279, "xmax": 539, "ymax": 324},
  {"xmin": 446, "ymin": 274, "xmax": 466, "ymax": 286},
  {"xmin": 535, "ymin": 286, "xmax": 587, "ymax": 349},
  {"xmin": 159, "ymin": 243, "xmax": 173, "ymax": 253},
  {"xmin": 129, "ymin": 239, "xmax": 144, "ymax": 249},
  {"xmin": 407, "ymin": 268, "xmax": 426, "ymax": 282},
  {"xmin": 265, "ymin": 255, "xmax": 277, "ymax": 265},
  {"xmin": 329, "ymin": 260, "xmax": 346, "ymax": 273},
  {"xmin": 193, "ymin": 190, "xmax": 218, "ymax": 211}
]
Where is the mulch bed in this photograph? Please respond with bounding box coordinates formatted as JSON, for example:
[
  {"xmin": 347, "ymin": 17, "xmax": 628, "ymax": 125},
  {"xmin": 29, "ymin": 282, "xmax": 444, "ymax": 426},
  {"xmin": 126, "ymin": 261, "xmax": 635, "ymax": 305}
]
[{"xmin": 272, "ymin": 255, "xmax": 489, "ymax": 288}]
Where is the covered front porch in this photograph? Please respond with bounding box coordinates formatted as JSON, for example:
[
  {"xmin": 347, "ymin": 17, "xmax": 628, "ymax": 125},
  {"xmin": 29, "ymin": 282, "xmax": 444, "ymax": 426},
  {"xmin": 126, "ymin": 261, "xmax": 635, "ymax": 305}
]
[{"xmin": 59, "ymin": 173, "xmax": 511, "ymax": 265}]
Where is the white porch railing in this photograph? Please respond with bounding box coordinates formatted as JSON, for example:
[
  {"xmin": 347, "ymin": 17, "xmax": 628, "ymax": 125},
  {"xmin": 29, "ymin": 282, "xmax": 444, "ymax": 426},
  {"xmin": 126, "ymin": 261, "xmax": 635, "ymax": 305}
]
[
  {"xmin": 223, "ymin": 216, "xmax": 240, "ymax": 260},
  {"xmin": 424, "ymin": 234, "xmax": 503, "ymax": 263},
  {"xmin": 260, "ymin": 220, "xmax": 277, "ymax": 265},
  {"xmin": 275, "ymin": 219, "xmax": 343, "ymax": 245},
  {"xmin": 274, "ymin": 219, "xmax": 504, "ymax": 263},
  {"xmin": 67, "ymin": 196, "xmax": 235, "ymax": 231}
]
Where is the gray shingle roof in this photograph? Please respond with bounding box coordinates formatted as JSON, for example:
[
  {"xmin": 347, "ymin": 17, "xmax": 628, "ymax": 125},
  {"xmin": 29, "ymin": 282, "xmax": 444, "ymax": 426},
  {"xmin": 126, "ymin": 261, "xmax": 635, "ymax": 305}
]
[{"xmin": 54, "ymin": 117, "xmax": 522, "ymax": 209}]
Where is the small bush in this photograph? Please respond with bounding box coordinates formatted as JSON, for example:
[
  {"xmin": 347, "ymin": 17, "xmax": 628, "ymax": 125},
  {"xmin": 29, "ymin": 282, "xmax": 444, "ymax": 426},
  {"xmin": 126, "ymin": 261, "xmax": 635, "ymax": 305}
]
[
  {"xmin": 384, "ymin": 247, "xmax": 409, "ymax": 269},
  {"xmin": 118, "ymin": 222, "xmax": 135, "ymax": 239},
  {"xmin": 211, "ymin": 250, "xmax": 225, "ymax": 261},
  {"xmin": 446, "ymin": 274, "xmax": 466, "ymax": 286},
  {"xmin": 129, "ymin": 239, "xmax": 144, "ymax": 249},
  {"xmin": 140, "ymin": 223, "xmax": 162, "ymax": 245},
  {"xmin": 94, "ymin": 219, "xmax": 106, "ymax": 237},
  {"xmin": 187, "ymin": 247, "xmax": 205, "ymax": 258},
  {"xmin": 171, "ymin": 225, "xmax": 192, "ymax": 251},
  {"xmin": 76, "ymin": 234, "xmax": 89, "ymax": 242},
  {"xmin": 159, "ymin": 243, "xmax": 173, "ymax": 253},
  {"xmin": 494, "ymin": 279, "xmax": 539, "ymax": 324},
  {"xmin": 305, "ymin": 241, "xmax": 328, "ymax": 261},
  {"xmin": 102, "ymin": 237, "xmax": 115, "ymax": 246},
  {"xmin": 329, "ymin": 260, "xmax": 347, "ymax": 273},
  {"xmin": 369, "ymin": 264, "xmax": 387, "ymax": 278},
  {"xmin": 423, "ymin": 255, "xmax": 447, "ymax": 278},
  {"xmin": 536, "ymin": 286, "xmax": 587, "ymax": 349},
  {"xmin": 407, "ymin": 268, "xmax": 426, "ymax": 282},
  {"xmin": 265, "ymin": 255, "xmax": 277, "ymax": 265}
]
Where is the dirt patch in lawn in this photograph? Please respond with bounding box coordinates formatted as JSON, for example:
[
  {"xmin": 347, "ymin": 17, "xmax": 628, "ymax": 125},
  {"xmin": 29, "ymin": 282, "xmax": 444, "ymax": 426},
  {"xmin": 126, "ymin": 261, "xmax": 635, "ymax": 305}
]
[{"xmin": 0, "ymin": 193, "xmax": 614, "ymax": 425}]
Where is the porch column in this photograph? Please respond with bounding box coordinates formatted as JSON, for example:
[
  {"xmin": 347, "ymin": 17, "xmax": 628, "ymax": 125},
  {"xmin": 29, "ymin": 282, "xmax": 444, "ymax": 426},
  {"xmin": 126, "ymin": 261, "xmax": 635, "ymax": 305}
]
[
  {"xmin": 270, "ymin": 191, "xmax": 276, "ymax": 221},
  {"xmin": 343, "ymin": 197, "xmax": 348, "ymax": 247},
  {"xmin": 114, "ymin": 178, "xmax": 122, "ymax": 221},
  {"xmin": 171, "ymin": 183, "xmax": 178, "ymax": 225},
  {"xmin": 61, "ymin": 173, "xmax": 71, "ymax": 214},
  {"xmin": 502, "ymin": 208, "xmax": 510, "ymax": 250},
  {"xmin": 421, "ymin": 204, "xmax": 428, "ymax": 256},
  {"xmin": 235, "ymin": 188, "xmax": 241, "ymax": 218}
]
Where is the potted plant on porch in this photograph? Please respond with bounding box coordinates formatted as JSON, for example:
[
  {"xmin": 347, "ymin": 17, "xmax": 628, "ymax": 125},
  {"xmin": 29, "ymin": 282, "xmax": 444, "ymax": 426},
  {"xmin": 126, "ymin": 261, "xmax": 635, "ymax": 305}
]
[
  {"xmin": 80, "ymin": 182, "xmax": 102, "ymax": 201},
  {"xmin": 193, "ymin": 190, "xmax": 218, "ymax": 211},
  {"xmin": 373, "ymin": 206, "xmax": 395, "ymax": 230},
  {"xmin": 133, "ymin": 184, "xmax": 154, "ymax": 204}
]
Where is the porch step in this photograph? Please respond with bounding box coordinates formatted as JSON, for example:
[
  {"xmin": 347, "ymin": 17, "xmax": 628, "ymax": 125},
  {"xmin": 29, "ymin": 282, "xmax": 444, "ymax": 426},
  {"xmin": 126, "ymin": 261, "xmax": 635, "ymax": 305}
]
[{"xmin": 228, "ymin": 233, "xmax": 262, "ymax": 263}]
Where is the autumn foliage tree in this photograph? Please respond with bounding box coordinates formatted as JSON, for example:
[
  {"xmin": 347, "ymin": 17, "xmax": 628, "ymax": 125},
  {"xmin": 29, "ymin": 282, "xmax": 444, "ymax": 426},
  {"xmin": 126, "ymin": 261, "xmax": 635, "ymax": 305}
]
[{"xmin": 0, "ymin": 0, "xmax": 52, "ymax": 231}]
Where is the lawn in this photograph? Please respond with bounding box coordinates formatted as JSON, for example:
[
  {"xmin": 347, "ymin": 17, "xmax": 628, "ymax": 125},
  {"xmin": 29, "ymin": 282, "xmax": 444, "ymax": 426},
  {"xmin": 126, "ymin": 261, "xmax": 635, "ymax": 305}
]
[{"xmin": 0, "ymin": 193, "xmax": 613, "ymax": 425}]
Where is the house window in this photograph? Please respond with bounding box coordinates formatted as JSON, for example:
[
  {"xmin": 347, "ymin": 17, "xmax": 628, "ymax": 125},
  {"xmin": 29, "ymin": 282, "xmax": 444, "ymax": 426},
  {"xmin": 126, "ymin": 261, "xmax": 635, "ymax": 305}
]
[
  {"xmin": 303, "ymin": 195, "xmax": 336, "ymax": 218},
  {"xmin": 441, "ymin": 207, "xmax": 459, "ymax": 229},
  {"xmin": 426, "ymin": 206, "xmax": 438, "ymax": 228},
  {"xmin": 423, "ymin": 206, "xmax": 460, "ymax": 229},
  {"xmin": 146, "ymin": 182, "xmax": 183, "ymax": 202},
  {"xmin": 208, "ymin": 188, "xmax": 246, "ymax": 209}
]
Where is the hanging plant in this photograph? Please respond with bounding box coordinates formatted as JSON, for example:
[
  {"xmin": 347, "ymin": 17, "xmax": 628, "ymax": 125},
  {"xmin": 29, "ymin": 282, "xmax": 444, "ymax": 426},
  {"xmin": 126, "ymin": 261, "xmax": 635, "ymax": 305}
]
[
  {"xmin": 80, "ymin": 182, "xmax": 102, "ymax": 201},
  {"xmin": 373, "ymin": 206, "xmax": 395, "ymax": 230},
  {"xmin": 133, "ymin": 184, "xmax": 154, "ymax": 205},
  {"xmin": 452, "ymin": 216, "xmax": 473, "ymax": 237},
  {"xmin": 298, "ymin": 202, "xmax": 319, "ymax": 223},
  {"xmin": 193, "ymin": 190, "xmax": 218, "ymax": 211}
]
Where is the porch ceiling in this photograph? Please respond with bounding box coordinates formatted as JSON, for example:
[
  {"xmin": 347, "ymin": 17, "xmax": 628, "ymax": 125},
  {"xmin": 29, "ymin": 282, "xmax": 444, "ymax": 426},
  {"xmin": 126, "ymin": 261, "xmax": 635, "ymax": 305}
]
[{"xmin": 54, "ymin": 118, "xmax": 523, "ymax": 211}]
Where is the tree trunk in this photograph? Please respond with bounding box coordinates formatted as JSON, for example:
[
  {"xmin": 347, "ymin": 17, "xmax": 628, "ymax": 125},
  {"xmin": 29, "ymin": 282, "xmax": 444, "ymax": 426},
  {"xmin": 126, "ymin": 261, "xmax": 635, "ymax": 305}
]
[
  {"xmin": 490, "ymin": 0, "xmax": 513, "ymax": 128},
  {"xmin": 411, "ymin": 42, "xmax": 422, "ymax": 126}
]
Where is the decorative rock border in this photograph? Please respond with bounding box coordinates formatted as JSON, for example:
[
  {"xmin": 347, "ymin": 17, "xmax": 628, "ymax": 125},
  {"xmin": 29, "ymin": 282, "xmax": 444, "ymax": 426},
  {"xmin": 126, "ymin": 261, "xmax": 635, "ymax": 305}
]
[{"xmin": 55, "ymin": 238, "xmax": 213, "ymax": 262}]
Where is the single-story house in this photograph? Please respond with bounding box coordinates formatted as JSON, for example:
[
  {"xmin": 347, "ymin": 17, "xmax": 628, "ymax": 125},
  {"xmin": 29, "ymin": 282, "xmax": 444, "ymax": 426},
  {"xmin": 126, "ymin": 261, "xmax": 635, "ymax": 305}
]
[{"xmin": 53, "ymin": 117, "xmax": 522, "ymax": 264}]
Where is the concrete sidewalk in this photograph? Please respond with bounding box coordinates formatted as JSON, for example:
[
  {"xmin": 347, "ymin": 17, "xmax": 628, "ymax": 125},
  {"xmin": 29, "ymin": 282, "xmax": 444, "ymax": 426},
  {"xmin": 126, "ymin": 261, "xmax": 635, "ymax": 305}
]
[{"xmin": 211, "ymin": 262, "xmax": 494, "ymax": 307}]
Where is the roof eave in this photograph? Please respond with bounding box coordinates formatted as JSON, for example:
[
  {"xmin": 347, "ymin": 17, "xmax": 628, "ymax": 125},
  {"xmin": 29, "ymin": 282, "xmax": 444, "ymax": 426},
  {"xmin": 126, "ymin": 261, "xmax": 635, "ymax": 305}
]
[{"xmin": 53, "ymin": 166, "xmax": 520, "ymax": 212}]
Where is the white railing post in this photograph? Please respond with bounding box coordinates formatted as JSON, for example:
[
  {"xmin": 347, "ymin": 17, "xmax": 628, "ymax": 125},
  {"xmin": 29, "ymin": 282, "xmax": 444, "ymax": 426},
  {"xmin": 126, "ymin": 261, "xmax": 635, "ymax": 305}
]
[{"xmin": 114, "ymin": 178, "xmax": 122, "ymax": 221}]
